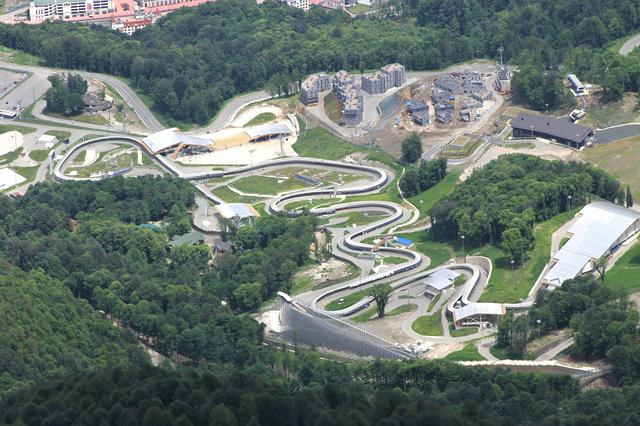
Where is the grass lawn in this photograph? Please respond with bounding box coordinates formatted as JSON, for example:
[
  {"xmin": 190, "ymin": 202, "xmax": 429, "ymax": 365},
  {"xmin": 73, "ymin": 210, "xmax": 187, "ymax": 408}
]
[
  {"xmin": 397, "ymin": 230, "xmax": 457, "ymax": 267},
  {"xmin": 211, "ymin": 186, "xmax": 269, "ymax": 205},
  {"xmin": 12, "ymin": 165, "xmax": 38, "ymax": 183},
  {"xmin": 72, "ymin": 114, "xmax": 109, "ymax": 125},
  {"xmin": 323, "ymin": 92, "xmax": 341, "ymax": 124},
  {"xmin": 489, "ymin": 345, "xmax": 510, "ymax": 360},
  {"xmin": 294, "ymin": 125, "xmax": 360, "ymax": 160},
  {"xmin": 411, "ymin": 311, "xmax": 444, "ymax": 336},
  {"xmin": 285, "ymin": 197, "xmax": 344, "ymax": 210},
  {"xmin": 583, "ymin": 97, "xmax": 638, "ymax": 128},
  {"xmin": 29, "ymin": 150, "xmax": 49, "ymax": 162},
  {"xmin": 407, "ymin": 171, "xmax": 461, "ymax": 216},
  {"xmin": 581, "ymin": 135, "xmax": 640, "ymax": 200},
  {"xmin": 232, "ymin": 175, "xmax": 310, "ymax": 195},
  {"xmin": 427, "ymin": 293, "xmax": 441, "ymax": 311},
  {"xmin": 323, "ymin": 210, "xmax": 388, "ymax": 227},
  {"xmin": 324, "ymin": 288, "xmax": 370, "ymax": 311},
  {"xmin": 449, "ymin": 324, "xmax": 479, "ymax": 337},
  {"xmin": 505, "ymin": 142, "xmax": 535, "ymax": 150},
  {"xmin": 245, "ymin": 112, "xmax": 276, "ymax": 127},
  {"xmin": 440, "ymin": 138, "xmax": 483, "ymax": 158},
  {"xmin": 444, "ymin": 344, "xmax": 484, "ymax": 361},
  {"xmin": 454, "ymin": 275, "xmax": 467, "ymax": 287},
  {"xmin": 0, "ymin": 46, "xmax": 41, "ymax": 66},
  {"xmin": 68, "ymin": 151, "xmax": 135, "ymax": 178},
  {"xmin": 348, "ymin": 3, "xmax": 373, "ymax": 14},
  {"xmin": 74, "ymin": 150, "xmax": 87, "ymax": 164},
  {"xmin": 0, "ymin": 147, "xmax": 23, "ymax": 165},
  {"xmin": 607, "ymin": 239, "xmax": 640, "ymax": 293},
  {"xmin": 0, "ymin": 124, "xmax": 36, "ymax": 134},
  {"xmin": 351, "ymin": 307, "xmax": 377, "ymax": 323},
  {"xmin": 381, "ymin": 255, "xmax": 407, "ymax": 265},
  {"xmin": 45, "ymin": 130, "xmax": 72, "ymax": 143},
  {"xmin": 387, "ymin": 303, "xmax": 417, "ymax": 316},
  {"xmin": 478, "ymin": 209, "xmax": 577, "ymax": 303}
]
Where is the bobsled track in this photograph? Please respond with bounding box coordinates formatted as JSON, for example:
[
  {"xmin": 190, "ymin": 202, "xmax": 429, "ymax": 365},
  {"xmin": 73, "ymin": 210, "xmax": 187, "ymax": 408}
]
[{"xmin": 54, "ymin": 136, "xmax": 534, "ymax": 360}]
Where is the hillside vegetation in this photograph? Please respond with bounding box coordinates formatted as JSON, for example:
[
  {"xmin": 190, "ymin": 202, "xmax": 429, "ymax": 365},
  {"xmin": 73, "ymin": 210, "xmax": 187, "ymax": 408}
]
[{"xmin": 0, "ymin": 0, "xmax": 638, "ymax": 123}]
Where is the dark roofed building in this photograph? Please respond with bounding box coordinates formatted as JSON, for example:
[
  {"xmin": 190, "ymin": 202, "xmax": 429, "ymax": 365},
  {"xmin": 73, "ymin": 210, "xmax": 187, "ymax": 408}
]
[{"xmin": 511, "ymin": 112, "xmax": 592, "ymax": 148}]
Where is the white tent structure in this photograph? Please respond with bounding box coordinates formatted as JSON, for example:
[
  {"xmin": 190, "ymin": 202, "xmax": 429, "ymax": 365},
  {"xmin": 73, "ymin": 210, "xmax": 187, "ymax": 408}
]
[{"xmin": 544, "ymin": 201, "xmax": 640, "ymax": 286}]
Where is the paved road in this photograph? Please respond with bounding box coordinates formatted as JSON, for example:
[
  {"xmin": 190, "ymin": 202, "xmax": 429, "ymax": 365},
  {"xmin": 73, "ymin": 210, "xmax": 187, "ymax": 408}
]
[
  {"xmin": 0, "ymin": 60, "xmax": 164, "ymax": 132},
  {"xmin": 620, "ymin": 34, "xmax": 640, "ymax": 56},
  {"xmin": 535, "ymin": 337, "xmax": 574, "ymax": 361},
  {"xmin": 592, "ymin": 123, "xmax": 640, "ymax": 144},
  {"xmin": 477, "ymin": 337, "xmax": 498, "ymax": 361},
  {"xmin": 0, "ymin": 3, "xmax": 28, "ymax": 23}
]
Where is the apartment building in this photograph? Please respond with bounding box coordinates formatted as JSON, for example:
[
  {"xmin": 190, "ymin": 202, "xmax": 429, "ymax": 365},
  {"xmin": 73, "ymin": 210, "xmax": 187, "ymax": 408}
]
[
  {"xmin": 300, "ymin": 73, "xmax": 331, "ymax": 105},
  {"xmin": 361, "ymin": 71, "xmax": 391, "ymax": 95},
  {"xmin": 333, "ymin": 70, "xmax": 363, "ymax": 126},
  {"xmin": 381, "ymin": 63, "xmax": 406, "ymax": 87},
  {"xmin": 30, "ymin": 0, "xmax": 114, "ymax": 22},
  {"xmin": 285, "ymin": 0, "xmax": 309, "ymax": 11}
]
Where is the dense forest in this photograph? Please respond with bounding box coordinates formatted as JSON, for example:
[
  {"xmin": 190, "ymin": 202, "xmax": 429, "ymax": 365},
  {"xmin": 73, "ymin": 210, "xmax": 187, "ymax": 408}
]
[
  {"xmin": 0, "ymin": 0, "xmax": 638, "ymax": 123},
  {"xmin": 498, "ymin": 276, "xmax": 640, "ymax": 383},
  {"xmin": 429, "ymin": 154, "xmax": 622, "ymax": 263},
  {"xmin": 0, "ymin": 260, "xmax": 148, "ymax": 396},
  {"xmin": 6, "ymin": 357, "xmax": 640, "ymax": 426},
  {"xmin": 0, "ymin": 177, "xmax": 314, "ymax": 395}
]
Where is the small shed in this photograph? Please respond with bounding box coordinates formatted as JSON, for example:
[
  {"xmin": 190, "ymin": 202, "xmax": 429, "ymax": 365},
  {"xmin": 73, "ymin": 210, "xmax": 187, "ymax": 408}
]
[{"xmin": 394, "ymin": 236, "xmax": 413, "ymax": 247}]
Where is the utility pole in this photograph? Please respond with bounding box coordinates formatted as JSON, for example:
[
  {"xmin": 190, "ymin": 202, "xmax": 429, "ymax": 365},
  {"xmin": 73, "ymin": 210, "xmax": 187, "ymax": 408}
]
[{"xmin": 498, "ymin": 47, "xmax": 504, "ymax": 67}]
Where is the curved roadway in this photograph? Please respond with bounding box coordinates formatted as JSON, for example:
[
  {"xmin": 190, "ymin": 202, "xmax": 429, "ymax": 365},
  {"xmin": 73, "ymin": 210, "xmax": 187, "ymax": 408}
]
[{"xmin": 620, "ymin": 34, "xmax": 640, "ymax": 56}]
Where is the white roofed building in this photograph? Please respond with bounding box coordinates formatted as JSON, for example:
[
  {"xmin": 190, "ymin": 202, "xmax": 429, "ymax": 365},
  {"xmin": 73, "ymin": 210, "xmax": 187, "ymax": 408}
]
[
  {"xmin": 142, "ymin": 128, "xmax": 212, "ymax": 157},
  {"xmin": 423, "ymin": 269, "xmax": 460, "ymax": 297},
  {"xmin": 544, "ymin": 201, "xmax": 640, "ymax": 286},
  {"xmin": 216, "ymin": 203, "xmax": 260, "ymax": 227},
  {"xmin": 453, "ymin": 303, "xmax": 505, "ymax": 327}
]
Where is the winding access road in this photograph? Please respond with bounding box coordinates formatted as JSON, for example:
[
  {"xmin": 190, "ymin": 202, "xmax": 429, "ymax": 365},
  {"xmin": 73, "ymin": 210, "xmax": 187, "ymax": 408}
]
[{"xmin": 620, "ymin": 34, "xmax": 640, "ymax": 56}]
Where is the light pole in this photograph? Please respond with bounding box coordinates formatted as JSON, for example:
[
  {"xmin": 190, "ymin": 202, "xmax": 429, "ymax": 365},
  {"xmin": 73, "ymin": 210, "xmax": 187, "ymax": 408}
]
[
  {"xmin": 461, "ymin": 235, "xmax": 465, "ymax": 259},
  {"xmin": 568, "ymin": 195, "xmax": 572, "ymax": 210},
  {"xmin": 536, "ymin": 318, "xmax": 541, "ymax": 340},
  {"xmin": 249, "ymin": 149, "xmax": 256, "ymax": 172},
  {"xmin": 530, "ymin": 125, "xmax": 534, "ymax": 140},
  {"xmin": 511, "ymin": 259, "xmax": 515, "ymax": 271},
  {"xmin": 545, "ymin": 103, "xmax": 548, "ymax": 115}
]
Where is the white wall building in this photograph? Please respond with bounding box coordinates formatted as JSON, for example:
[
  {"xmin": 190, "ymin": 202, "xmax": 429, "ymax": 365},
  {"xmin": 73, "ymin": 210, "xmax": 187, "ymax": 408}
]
[
  {"xmin": 30, "ymin": 0, "xmax": 114, "ymax": 22},
  {"xmin": 544, "ymin": 201, "xmax": 640, "ymax": 286}
]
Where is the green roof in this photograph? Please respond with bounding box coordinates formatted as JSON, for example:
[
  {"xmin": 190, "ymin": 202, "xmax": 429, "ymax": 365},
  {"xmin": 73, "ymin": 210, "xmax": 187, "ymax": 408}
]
[{"xmin": 170, "ymin": 230, "xmax": 205, "ymax": 246}]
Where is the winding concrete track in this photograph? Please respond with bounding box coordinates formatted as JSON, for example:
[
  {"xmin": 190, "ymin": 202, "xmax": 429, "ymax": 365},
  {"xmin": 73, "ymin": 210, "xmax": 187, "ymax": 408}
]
[{"xmin": 52, "ymin": 134, "xmax": 543, "ymax": 353}]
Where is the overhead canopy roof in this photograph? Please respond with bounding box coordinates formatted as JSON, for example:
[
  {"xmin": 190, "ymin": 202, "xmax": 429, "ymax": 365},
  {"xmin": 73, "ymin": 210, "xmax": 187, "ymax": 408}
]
[
  {"xmin": 143, "ymin": 128, "xmax": 212, "ymax": 154},
  {"xmin": 244, "ymin": 123, "xmax": 292, "ymax": 140},
  {"xmin": 423, "ymin": 269, "xmax": 460, "ymax": 291},
  {"xmin": 512, "ymin": 112, "xmax": 591, "ymax": 144},
  {"xmin": 216, "ymin": 203, "xmax": 260, "ymax": 219},
  {"xmin": 453, "ymin": 303, "xmax": 505, "ymax": 322},
  {"xmin": 544, "ymin": 201, "xmax": 640, "ymax": 286}
]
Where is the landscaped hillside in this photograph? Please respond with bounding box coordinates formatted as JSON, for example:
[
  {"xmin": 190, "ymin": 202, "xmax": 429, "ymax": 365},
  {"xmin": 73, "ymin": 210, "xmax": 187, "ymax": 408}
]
[{"xmin": 0, "ymin": 0, "xmax": 638, "ymax": 123}]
